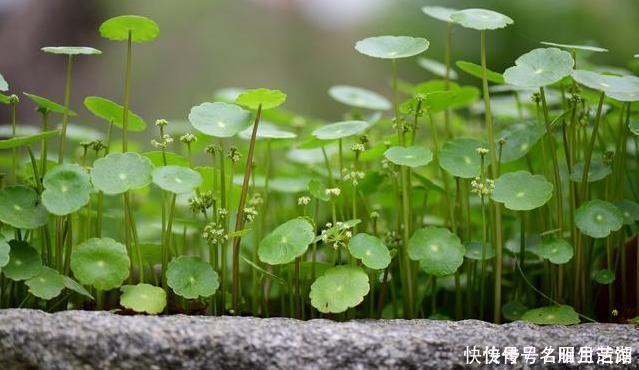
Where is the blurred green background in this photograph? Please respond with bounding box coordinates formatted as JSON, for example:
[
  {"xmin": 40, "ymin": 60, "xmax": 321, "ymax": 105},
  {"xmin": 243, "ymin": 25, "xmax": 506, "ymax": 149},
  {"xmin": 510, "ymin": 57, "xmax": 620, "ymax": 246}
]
[{"xmin": 0, "ymin": 0, "xmax": 637, "ymax": 126}]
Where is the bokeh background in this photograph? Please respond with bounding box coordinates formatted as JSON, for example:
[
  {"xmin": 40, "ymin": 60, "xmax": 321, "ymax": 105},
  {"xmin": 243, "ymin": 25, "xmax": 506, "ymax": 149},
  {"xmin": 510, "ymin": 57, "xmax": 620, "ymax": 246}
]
[{"xmin": 0, "ymin": 0, "xmax": 637, "ymax": 125}]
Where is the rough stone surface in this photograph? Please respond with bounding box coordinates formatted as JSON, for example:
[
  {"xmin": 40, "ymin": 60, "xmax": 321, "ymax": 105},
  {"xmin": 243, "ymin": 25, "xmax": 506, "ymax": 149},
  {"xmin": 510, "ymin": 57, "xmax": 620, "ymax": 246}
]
[{"xmin": 0, "ymin": 309, "xmax": 637, "ymax": 369}]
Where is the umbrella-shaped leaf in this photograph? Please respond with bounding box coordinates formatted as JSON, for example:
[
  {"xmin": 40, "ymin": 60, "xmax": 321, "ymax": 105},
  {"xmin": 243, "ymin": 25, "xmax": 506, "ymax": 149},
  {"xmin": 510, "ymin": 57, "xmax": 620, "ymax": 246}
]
[
  {"xmin": 2, "ymin": 240, "xmax": 42, "ymax": 281},
  {"xmin": 593, "ymin": 269, "xmax": 615, "ymax": 284},
  {"xmin": 616, "ymin": 200, "xmax": 639, "ymax": 225},
  {"xmin": 309, "ymin": 265, "xmax": 369, "ymax": 313},
  {"xmin": 0, "ymin": 73, "xmax": 7, "ymax": 91},
  {"xmin": 0, "ymin": 186, "xmax": 48, "ymax": 230},
  {"xmin": 540, "ymin": 41, "xmax": 608, "ymax": 53},
  {"xmin": 439, "ymin": 138, "xmax": 484, "ymax": 178},
  {"xmin": 417, "ymin": 58, "xmax": 458, "ymax": 80},
  {"xmin": 70, "ymin": 237, "xmax": 130, "ymax": 290},
  {"xmin": 99, "ymin": 15, "xmax": 160, "ymax": 43},
  {"xmin": 569, "ymin": 159, "xmax": 611, "ymax": 183},
  {"xmin": 503, "ymin": 301, "xmax": 528, "ymax": 321},
  {"xmin": 575, "ymin": 199, "xmax": 623, "ymax": 238},
  {"xmin": 84, "ymin": 97, "xmax": 147, "ymax": 132},
  {"xmin": 464, "ymin": 241, "xmax": 494, "ymax": 260},
  {"xmin": 259, "ymin": 217, "xmax": 315, "ymax": 265},
  {"xmin": 348, "ymin": 233, "xmax": 391, "ymax": 270},
  {"xmin": 238, "ymin": 122, "xmax": 297, "ymax": 140},
  {"xmin": 572, "ymin": 70, "xmax": 639, "ymax": 101},
  {"xmin": 521, "ymin": 305, "xmax": 580, "ymax": 325},
  {"xmin": 120, "ymin": 283, "xmax": 166, "ymax": 314},
  {"xmin": 538, "ymin": 239, "xmax": 573, "ymax": 264},
  {"xmin": 498, "ymin": 122, "xmax": 544, "ymax": 163},
  {"xmin": 166, "ymin": 256, "xmax": 219, "ymax": 299},
  {"xmin": 312, "ymin": 120, "xmax": 369, "ymax": 140},
  {"xmin": 63, "ymin": 276, "xmax": 94, "ymax": 299},
  {"xmin": 42, "ymin": 164, "xmax": 91, "ymax": 216},
  {"xmin": 384, "ymin": 146, "xmax": 433, "ymax": 168},
  {"xmin": 23, "ymin": 93, "xmax": 76, "ymax": 115},
  {"xmin": 91, "ymin": 152, "xmax": 154, "ymax": 195},
  {"xmin": 408, "ymin": 226, "xmax": 465, "ymax": 277},
  {"xmin": 0, "ymin": 239, "xmax": 9, "ymax": 268},
  {"xmin": 492, "ymin": 171, "xmax": 553, "ymax": 211},
  {"xmin": 422, "ymin": 6, "xmax": 457, "ymax": 22},
  {"xmin": 152, "ymin": 165, "xmax": 202, "ymax": 194},
  {"xmin": 41, "ymin": 46, "xmax": 102, "ymax": 55},
  {"xmin": 188, "ymin": 102, "xmax": 251, "ymax": 138},
  {"xmin": 503, "ymin": 48, "xmax": 574, "ymax": 88},
  {"xmin": 456, "ymin": 61, "xmax": 505, "ymax": 84},
  {"xmin": 25, "ymin": 267, "xmax": 65, "ymax": 300},
  {"xmin": 355, "ymin": 36, "xmax": 429, "ymax": 59},
  {"xmin": 235, "ymin": 88, "xmax": 287, "ymax": 110},
  {"xmin": 450, "ymin": 8, "xmax": 513, "ymax": 30},
  {"xmin": 0, "ymin": 129, "xmax": 59, "ymax": 150},
  {"xmin": 328, "ymin": 85, "xmax": 391, "ymax": 111}
]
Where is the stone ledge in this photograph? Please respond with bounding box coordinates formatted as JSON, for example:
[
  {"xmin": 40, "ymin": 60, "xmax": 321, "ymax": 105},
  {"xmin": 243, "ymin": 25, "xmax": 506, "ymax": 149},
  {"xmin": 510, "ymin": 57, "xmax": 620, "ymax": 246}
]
[{"xmin": 0, "ymin": 309, "xmax": 637, "ymax": 369}]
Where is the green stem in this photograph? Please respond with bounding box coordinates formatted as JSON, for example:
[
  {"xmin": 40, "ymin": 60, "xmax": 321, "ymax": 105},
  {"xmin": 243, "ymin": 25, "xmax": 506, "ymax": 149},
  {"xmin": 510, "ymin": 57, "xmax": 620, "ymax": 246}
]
[
  {"xmin": 40, "ymin": 112, "xmax": 49, "ymax": 176},
  {"xmin": 10, "ymin": 101, "xmax": 17, "ymax": 183},
  {"xmin": 122, "ymin": 31, "xmax": 133, "ymax": 152},
  {"xmin": 58, "ymin": 54, "xmax": 74, "ymax": 163},
  {"xmin": 539, "ymin": 87, "xmax": 564, "ymax": 234},
  {"xmin": 579, "ymin": 92, "xmax": 605, "ymax": 200}
]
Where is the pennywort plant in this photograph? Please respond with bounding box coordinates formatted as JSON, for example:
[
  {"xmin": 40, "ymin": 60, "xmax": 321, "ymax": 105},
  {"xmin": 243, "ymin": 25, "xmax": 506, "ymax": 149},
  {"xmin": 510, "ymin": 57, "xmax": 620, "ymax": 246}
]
[{"xmin": 1, "ymin": 7, "xmax": 639, "ymax": 327}]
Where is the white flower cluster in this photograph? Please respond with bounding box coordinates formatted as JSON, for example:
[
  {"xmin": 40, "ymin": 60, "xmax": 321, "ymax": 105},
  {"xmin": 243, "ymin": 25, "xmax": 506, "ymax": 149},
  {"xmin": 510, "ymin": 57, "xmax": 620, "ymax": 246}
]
[
  {"xmin": 471, "ymin": 177, "xmax": 495, "ymax": 197},
  {"xmin": 351, "ymin": 143, "xmax": 365, "ymax": 153},
  {"xmin": 151, "ymin": 134, "xmax": 174, "ymax": 150},
  {"xmin": 476, "ymin": 147, "xmax": 489, "ymax": 155},
  {"xmin": 217, "ymin": 208, "xmax": 228, "ymax": 219},
  {"xmin": 244, "ymin": 206, "xmax": 258, "ymax": 223},
  {"xmin": 297, "ymin": 196, "xmax": 311, "ymax": 206},
  {"xmin": 325, "ymin": 187, "xmax": 341, "ymax": 198},
  {"xmin": 343, "ymin": 168, "xmax": 365, "ymax": 186},
  {"xmin": 155, "ymin": 119, "xmax": 168, "ymax": 128},
  {"xmin": 249, "ymin": 193, "xmax": 263, "ymax": 207},
  {"xmin": 320, "ymin": 221, "xmax": 354, "ymax": 250},
  {"xmin": 180, "ymin": 132, "xmax": 197, "ymax": 144},
  {"xmin": 202, "ymin": 222, "xmax": 227, "ymax": 247}
]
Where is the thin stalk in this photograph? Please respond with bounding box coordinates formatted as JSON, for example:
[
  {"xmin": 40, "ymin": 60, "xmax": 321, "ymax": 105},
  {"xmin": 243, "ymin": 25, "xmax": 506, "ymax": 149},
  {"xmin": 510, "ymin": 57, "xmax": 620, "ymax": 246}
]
[
  {"xmin": 121, "ymin": 31, "xmax": 133, "ymax": 152},
  {"xmin": 539, "ymin": 87, "xmax": 564, "ymax": 234},
  {"xmin": 579, "ymin": 92, "xmax": 605, "ymax": 199},
  {"xmin": 162, "ymin": 193, "xmax": 177, "ymax": 289},
  {"xmin": 40, "ymin": 111, "xmax": 49, "ymax": 176},
  {"xmin": 231, "ymin": 104, "xmax": 263, "ymax": 314},
  {"xmin": 219, "ymin": 139, "xmax": 227, "ymax": 311},
  {"xmin": 57, "ymin": 54, "xmax": 74, "ymax": 163},
  {"xmin": 10, "ymin": 100, "xmax": 17, "ymax": 183},
  {"xmin": 443, "ymin": 21, "xmax": 453, "ymax": 138}
]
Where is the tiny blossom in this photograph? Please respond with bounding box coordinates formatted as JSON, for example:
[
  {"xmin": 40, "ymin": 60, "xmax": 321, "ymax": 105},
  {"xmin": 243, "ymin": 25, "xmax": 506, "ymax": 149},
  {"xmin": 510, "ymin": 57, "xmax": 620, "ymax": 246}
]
[
  {"xmin": 297, "ymin": 196, "xmax": 311, "ymax": 206},
  {"xmin": 498, "ymin": 137, "xmax": 507, "ymax": 146},
  {"xmin": 471, "ymin": 176, "xmax": 495, "ymax": 197},
  {"xmin": 343, "ymin": 168, "xmax": 365, "ymax": 186},
  {"xmin": 202, "ymin": 222, "xmax": 227, "ymax": 247},
  {"xmin": 155, "ymin": 119, "xmax": 168, "ymax": 128},
  {"xmin": 227, "ymin": 146, "xmax": 241, "ymax": 163},
  {"xmin": 320, "ymin": 220, "xmax": 354, "ymax": 250},
  {"xmin": 531, "ymin": 92, "xmax": 541, "ymax": 104},
  {"xmin": 90, "ymin": 140, "xmax": 107, "ymax": 153},
  {"xmin": 249, "ymin": 193, "xmax": 264, "ymax": 207},
  {"xmin": 325, "ymin": 187, "xmax": 341, "ymax": 198},
  {"xmin": 370, "ymin": 210, "xmax": 380, "ymax": 220},
  {"xmin": 151, "ymin": 134, "xmax": 174, "ymax": 149},
  {"xmin": 188, "ymin": 191, "xmax": 214, "ymax": 213},
  {"xmin": 384, "ymin": 231, "xmax": 401, "ymax": 248},
  {"xmin": 180, "ymin": 132, "xmax": 198, "ymax": 144},
  {"xmin": 244, "ymin": 206, "xmax": 258, "ymax": 223},
  {"xmin": 476, "ymin": 147, "xmax": 489, "ymax": 155},
  {"xmin": 217, "ymin": 208, "xmax": 229, "ymax": 219},
  {"xmin": 205, "ymin": 144, "xmax": 221, "ymax": 155},
  {"xmin": 8, "ymin": 94, "xmax": 19, "ymax": 104},
  {"xmin": 351, "ymin": 143, "xmax": 365, "ymax": 153}
]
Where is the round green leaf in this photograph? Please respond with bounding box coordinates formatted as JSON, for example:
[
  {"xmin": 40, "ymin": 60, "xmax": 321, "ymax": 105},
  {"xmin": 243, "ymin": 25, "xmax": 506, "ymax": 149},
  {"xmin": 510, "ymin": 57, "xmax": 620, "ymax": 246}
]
[
  {"xmin": 450, "ymin": 8, "xmax": 513, "ymax": 30},
  {"xmin": 42, "ymin": 164, "xmax": 91, "ymax": 216},
  {"xmin": 492, "ymin": 171, "xmax": 553, "ymax": 211},
  {"xmin": 572, "ymin": 70, "xmax": 639, "ymax": 101},
  {"xmin": 99, "ymin": 15, "xmax": 160, "ymax": 43},
  {"xmin": 258, "ymin": 218, "xmax": 315, "ymax": 265},
  {"xmin": 439, "ymin": 138, "xmax": 484, "ymax": 178},
  {"xmin": 498, "ymin": 122, "xmax": 544, "ymax": 163},
  {"xmin": 41, "ymin": 46, "xmax": 102, "ymax": 55},
  {"xmin": 0, "ymin": 239, "xmax": 9, "ymax": 268},
  {"xmin": 328, "ymin": 85, "xmax": 391, "ymax": 111},
  {"xmin": 593, "ymin": 269, "xmax": 615, "ymax": 285},
  {"xmin": 384, "ymin": 145, "xmax": 433, "ymax": 168},
  {"xmin": 456, "ymin": 61, "xmax": 505, "ymax": 84},
  {"xmin": 503, "ymin": 301, "xmax": 528, "ymax": 321},
  {"xmin": 575, "ymin": 199, "xmax": 623, "ymax": 238},
  {"xmin": 235, "ymin": 88, "xmax": 287, "ymax": 110},
  {"xmin": 422, "ymin": 6, "xmax": 457, "ymax": 22},
  {"xmin": 70, "ymin": 237, "xmax": 130, "ymax": 291},
  {"xmin": 152, "ymin": 165, "xmax": 202, "ymax": 194},
  {"xmin": 0, "ymin": 186, "xmax": 49, "ymax": 230},
  {"xmin": 308, "ymin": 179, "xmax": 330, "ymax": 202},
  {"xmin": 23, "ymin": 93, "xmax": 75, "ymax": 116},
  {"xmin": 521, "ymin": 305, "xmax": 580, "ymax": 325},
  {"xmin": 312, "ymin": 120, "xmax": 369, "ymax": 140},
  {"xmin": 408, "ymin": 227, "xmax": 465, "ymax": 277},
  {"xmin": 238, "ymin": 122, "xmax": 297, "ymax": 140},
  {"xmin": 569, "ymin": 159, "xmax": 611, "ymax": 183},
  {"xmin": 166, "ymin": 256, "xmax": 219, "ymax": 299},
  {"xmin": 503, "ymin": 48, "xmax": 574, "ymax": 88},
  {"xmin": 84, "ymin": 97, "xmax": 147, "ymax": 132},
  {"xmin": 120, "ymin": 283, "xmax": 166, "ymax": 314},
  {"xmin": 616, "ymin": 200, "xmax": 639, "ymax": 225},
  {"xmin": 538, "ymin": 239, "xmax": 573, "ymax": 264},
  {"xmin": 355, "ymin": 36, "xmax": 430, "ymax": 59},
  {"xmin": 91, "ymin": 152, "xmax": 154, "ymax": 195},
  {"xmin": 540, "ymin": 41, "xmax": 608, "ymax": 53},
  {"xmin": 309, "ymin": 265, "xmax": 369, "ymax": 313},
  {"xmin": 3, "ymin": 240, "xmax": 42, "ymax": 281},
  {"xmin": 188, "ymin": 102, "xmax": 251, "ymax": 138},
  {"xmin": 26, "ymin": 267, "xmax": 65, "ymax": 300},
  {"xmin": 348, "ymin": 233, "xmax": 391, "ymax": 270},
  {"xmin": 417, "ymin": 58, "xmax": 458, "ymax": 80},
  {"xmin": 464, "ymin": 241, "xmax": 494, "ymax": 260}
]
